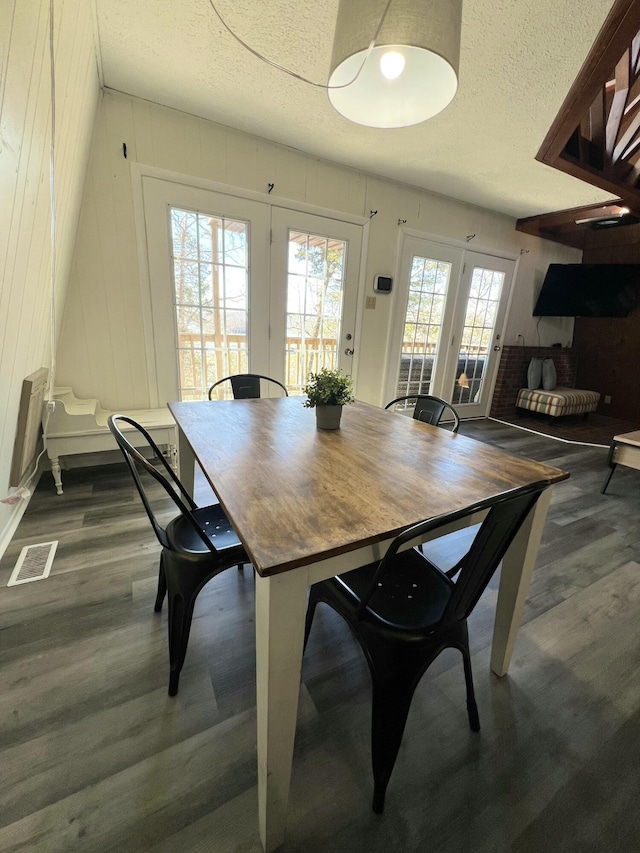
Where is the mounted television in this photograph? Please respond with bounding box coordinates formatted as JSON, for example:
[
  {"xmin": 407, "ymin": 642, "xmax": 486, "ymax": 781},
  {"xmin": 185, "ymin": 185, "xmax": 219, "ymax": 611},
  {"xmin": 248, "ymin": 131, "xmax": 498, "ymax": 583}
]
[{"xmin": 533, "ymin": 264, "xmax": 640, "ymax": 318}]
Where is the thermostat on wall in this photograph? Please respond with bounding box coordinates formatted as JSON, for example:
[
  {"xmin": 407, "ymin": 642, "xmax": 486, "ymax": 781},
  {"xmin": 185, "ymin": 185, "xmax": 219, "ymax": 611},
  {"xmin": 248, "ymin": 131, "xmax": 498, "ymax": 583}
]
[{"xmin": 374, "ymin": 275, "xmax": 393, "ymax": 293}]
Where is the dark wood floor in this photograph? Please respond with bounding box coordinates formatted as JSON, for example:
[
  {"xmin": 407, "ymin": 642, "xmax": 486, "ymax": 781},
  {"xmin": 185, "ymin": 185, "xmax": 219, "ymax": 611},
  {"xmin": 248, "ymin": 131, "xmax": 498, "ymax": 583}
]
[
  {"xmin": 1, "ymin": 419, "xmax": 639, "ymax": 852},
  {"xmin": 496, "ymin": 411, "xmax": 640, "ymax": 446}
]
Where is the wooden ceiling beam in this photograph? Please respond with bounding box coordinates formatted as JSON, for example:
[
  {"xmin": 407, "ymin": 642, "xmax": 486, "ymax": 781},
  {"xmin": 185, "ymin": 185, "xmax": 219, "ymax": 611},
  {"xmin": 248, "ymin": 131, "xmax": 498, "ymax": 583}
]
[
  {"xmin": 516, "ymin": 2, "xmax": 640, "ymax": 250},
  {"xmin": 537, "ymin": 0, "xmax": 640, "ymax": 165}
]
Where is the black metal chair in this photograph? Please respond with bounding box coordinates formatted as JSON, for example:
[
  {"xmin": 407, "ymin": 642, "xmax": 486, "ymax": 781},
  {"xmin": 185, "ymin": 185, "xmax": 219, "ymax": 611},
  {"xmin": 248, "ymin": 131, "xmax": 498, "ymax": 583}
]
[
  {"xmin": 208, "ymin": 373, "xmax": 289, "ymax": 400},
  {"xmin": 385, "ymin": 394, "xmax": 460, "ymax": 433},
  {"xmin": 304, "ymin": 480, "xmax": 548, "ymax": 814},
  {"xmin": 108, "ymin": 414, "xmax": 248, "ymax": 696}
]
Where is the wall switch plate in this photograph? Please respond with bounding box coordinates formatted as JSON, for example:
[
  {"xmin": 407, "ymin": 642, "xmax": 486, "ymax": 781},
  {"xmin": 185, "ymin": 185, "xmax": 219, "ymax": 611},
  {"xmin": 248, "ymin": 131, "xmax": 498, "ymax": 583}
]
[
  {"xmin": 604, "ymin": 395, "xmax": 612, "ymax": 404},
  {"xmin": 365, "ymin": 296, "xmax": 376, "ymax": 309}
]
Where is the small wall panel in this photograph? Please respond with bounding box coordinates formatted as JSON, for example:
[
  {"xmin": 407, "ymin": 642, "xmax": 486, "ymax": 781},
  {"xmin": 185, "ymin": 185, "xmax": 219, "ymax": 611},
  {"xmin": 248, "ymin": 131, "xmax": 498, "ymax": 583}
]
[{"xmin": 10, "ymin": 368, "xmax": 49, "ymax": 486}]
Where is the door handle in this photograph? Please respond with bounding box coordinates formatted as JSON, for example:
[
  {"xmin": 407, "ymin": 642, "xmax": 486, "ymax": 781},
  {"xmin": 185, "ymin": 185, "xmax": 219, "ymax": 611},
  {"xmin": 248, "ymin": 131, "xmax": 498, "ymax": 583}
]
[
  {"xmin": 344, "ymin": 348, "xmax": 354, "ymax": 356},
  {"xmin": 493, "ymin": 345, "xmax": 501, "ymax": 351}
]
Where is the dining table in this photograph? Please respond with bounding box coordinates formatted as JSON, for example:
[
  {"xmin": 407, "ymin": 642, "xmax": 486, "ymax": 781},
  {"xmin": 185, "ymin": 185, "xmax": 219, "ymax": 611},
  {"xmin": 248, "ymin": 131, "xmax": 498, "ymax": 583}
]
[{"xmin": 167, "ymin": 396, "xmax": 569, "ymax": 852}]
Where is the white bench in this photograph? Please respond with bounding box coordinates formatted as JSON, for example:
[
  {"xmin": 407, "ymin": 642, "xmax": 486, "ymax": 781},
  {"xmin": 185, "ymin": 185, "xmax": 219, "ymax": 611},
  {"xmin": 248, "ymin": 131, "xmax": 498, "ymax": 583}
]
[{"xmin": 45, "ymin": 388, "xmax": 178, "ymax": 495}]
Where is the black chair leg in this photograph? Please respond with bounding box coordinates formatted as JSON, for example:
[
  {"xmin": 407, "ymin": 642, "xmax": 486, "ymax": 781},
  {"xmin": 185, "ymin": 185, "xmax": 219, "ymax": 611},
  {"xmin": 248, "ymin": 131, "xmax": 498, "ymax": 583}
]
[
  {"xmin": 461, "ymin": 645, "xmax": 480, "ymax": 732},
  {"xmin": 370, "ymin": 673, "xmax": 417, "ymax": 814},
  {"xmin": 166, "ymin": 591, "xmax": 197, "ymax": 697},
  {"xmin": 154, "ymin": 554, "xmax": 167, "ymax": 613},
  {"xmin": 601, "ymin": 463, "xmax": 616, "ymax": 494},
  {"xmin": 163, "ymin": 554, "xmax": 210, "ymax": 696}
]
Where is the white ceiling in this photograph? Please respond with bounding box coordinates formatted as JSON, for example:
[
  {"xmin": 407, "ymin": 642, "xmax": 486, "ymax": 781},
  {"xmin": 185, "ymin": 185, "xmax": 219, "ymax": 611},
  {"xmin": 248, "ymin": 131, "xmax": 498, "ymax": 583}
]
[{"xmin": 94, "ymin": 0, "xmax": 617, "ymax": 220}]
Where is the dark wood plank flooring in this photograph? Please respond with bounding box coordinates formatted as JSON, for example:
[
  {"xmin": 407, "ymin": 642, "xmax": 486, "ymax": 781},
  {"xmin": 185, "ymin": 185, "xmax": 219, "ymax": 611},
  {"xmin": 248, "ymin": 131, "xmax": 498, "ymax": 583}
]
[
  {"xmin": 1, "ymin": 419, "xmax": 639, "ymax": 852},
  {"xmin": 495, "ymin": 411, "xmax": 640, "ymax": 446}
]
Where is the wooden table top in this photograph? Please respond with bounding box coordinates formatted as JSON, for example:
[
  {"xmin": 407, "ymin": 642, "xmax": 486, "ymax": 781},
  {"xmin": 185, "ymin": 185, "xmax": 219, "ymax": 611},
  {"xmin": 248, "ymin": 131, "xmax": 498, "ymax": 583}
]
[{"xmin": 169, "ymin": 398, "xmax": 569, "ymax": 577}]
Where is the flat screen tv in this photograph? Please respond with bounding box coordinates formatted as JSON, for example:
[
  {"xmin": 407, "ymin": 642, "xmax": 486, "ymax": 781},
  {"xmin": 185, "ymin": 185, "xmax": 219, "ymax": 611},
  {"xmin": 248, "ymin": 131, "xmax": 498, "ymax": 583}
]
[{"xmin": 533, "ymin": 264, "xmax": 640, "ymax": 317}]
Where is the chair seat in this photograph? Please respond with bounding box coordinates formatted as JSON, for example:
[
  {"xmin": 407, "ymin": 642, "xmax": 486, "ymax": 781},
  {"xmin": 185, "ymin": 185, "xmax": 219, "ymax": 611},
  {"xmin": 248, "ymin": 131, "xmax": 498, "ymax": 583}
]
[
  {"xmin": 333, "ymin": 548, "xmax": 454, "ymax": 634},
  {"xmin": 166, "ymin": 504, "xmax": 246, "ymax": 559}
]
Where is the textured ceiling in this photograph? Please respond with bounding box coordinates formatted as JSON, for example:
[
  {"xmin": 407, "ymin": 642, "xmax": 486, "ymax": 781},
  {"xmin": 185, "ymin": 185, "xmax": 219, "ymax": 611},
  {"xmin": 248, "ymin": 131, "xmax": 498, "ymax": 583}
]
[{"xmin": 94, "ymin": 0, "xmax": 617, "ymax": 219}]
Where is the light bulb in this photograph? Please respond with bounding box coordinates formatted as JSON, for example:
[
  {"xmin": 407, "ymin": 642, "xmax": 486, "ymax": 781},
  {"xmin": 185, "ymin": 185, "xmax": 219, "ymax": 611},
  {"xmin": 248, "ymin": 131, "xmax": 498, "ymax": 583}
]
[{"xmin": 379, "ymin": 50, "xmax": 405, "ymax": 80}]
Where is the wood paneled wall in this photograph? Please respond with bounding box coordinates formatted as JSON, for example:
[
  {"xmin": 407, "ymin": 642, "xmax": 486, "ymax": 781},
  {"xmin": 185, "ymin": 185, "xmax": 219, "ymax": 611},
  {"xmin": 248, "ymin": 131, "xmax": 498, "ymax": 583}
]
[
  {"xmin": 55, "ymin": 91, "xmax": 581, "ymax": 412},
  {"xmin": 574, "ymin": 223, "xmax": 640, "ymax": 420},
  {"xmin": 0, "ymin": 0, "xmax": 99, "ymax": 545}
]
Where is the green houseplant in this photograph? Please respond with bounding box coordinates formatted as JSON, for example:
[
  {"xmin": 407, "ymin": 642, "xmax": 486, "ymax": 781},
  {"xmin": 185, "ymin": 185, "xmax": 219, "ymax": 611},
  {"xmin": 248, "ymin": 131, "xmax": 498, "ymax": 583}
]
[{"xmin": 302, "ymin": 367, "xmax": 355, "ymax": 430}]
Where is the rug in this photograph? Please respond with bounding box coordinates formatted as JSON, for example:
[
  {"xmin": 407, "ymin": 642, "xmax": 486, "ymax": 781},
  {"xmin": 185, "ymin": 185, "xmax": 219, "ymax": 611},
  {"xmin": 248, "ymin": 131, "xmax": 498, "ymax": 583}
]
[{"xmin": 492, "ymin": 412, "xmax": 640, "ymax": 447}]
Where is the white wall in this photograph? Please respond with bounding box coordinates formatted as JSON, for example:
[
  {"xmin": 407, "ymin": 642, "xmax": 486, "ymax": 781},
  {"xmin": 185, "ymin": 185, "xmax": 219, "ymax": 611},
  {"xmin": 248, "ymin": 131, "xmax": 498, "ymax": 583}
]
[
  {"xmin": 0, "ymin": 0, "xmax": 99, "ymax": 545},
  {"xmin": 56, "ymin": 90, "xmax": 581, "ymax": 411}
]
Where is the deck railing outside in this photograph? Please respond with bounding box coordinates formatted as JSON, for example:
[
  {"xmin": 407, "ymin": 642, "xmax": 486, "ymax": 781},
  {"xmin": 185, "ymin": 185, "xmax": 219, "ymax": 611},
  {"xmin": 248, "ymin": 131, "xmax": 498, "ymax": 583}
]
[{"xmin": 177, "ymin": 333, "xmax": 490, "ymax": 404}]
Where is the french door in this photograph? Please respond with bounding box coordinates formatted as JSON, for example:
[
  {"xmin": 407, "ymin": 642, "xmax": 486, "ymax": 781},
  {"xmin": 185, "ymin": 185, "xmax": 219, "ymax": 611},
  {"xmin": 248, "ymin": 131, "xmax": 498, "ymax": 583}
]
[
  {"xmin": 269, "ymin": 208, "xmax": 361, "ymax": 395},
  {"xmin": 386, "ymin": 236, "xmax": 514, "ymax": 419},
  {"xmin": 141, "ymin": 177, "xmax": 361, "ymax": 403}
]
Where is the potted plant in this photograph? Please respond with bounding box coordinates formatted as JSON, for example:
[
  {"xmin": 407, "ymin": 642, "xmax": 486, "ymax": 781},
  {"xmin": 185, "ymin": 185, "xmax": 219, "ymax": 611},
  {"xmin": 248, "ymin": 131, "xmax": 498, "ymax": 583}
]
[{"xmin": 302, "ymin": 367, "xmax": 355, "ymax": 430}]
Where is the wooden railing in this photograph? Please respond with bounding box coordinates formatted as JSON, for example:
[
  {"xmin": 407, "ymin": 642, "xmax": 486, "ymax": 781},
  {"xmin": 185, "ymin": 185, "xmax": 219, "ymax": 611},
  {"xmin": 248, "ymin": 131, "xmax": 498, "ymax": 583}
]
[
  {"xmin": 177, "ymin": 333, "xmax": 487, "ymax": 399},
  {"xmin": 284, "ymin": 337, "xmax": 338, "ymax": 392},
  {"xmin": 177, "ymin": 333, "xmax": 339, "ymax": 397}
]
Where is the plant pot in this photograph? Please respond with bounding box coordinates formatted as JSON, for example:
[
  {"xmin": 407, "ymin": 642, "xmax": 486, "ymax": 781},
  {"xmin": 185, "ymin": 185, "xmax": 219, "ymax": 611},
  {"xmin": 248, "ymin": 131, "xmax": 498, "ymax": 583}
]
[{"xmin": 315, "ymin": 405, "xmax": 343, "ymax": 430}]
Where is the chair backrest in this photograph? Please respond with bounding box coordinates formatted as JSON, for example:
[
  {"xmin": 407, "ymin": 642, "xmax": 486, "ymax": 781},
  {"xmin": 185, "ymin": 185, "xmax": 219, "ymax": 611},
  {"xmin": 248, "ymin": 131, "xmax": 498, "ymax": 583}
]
[
  {"xmin": 107, "ymin": 414, "xmax": 217, "ymax": 553},
  {"xmin": 356, "ymin": 480, "xmax": 548, "ymax": 625},
  {"xmin": 208, "ymin": 374, "xmax": 289, "ymax": 400},
  {"xmin": 385, "ymin": 395, "xmax": 460, "ymax": 433}
]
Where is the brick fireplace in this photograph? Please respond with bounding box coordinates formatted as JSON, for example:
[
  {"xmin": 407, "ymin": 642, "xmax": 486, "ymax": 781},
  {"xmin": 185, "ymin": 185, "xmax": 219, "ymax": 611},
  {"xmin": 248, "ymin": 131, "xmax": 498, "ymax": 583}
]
[{"xmin": 489, "ymin": 346, "xmax": 577, "ymax": 419}]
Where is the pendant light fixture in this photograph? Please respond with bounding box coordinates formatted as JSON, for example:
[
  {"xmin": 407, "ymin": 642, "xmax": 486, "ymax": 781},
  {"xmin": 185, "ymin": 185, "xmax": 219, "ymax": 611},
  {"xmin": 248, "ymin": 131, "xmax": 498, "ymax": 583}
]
[{"xmin": 328, "ymin": 0, "xmax": 462, "ymax": 128}]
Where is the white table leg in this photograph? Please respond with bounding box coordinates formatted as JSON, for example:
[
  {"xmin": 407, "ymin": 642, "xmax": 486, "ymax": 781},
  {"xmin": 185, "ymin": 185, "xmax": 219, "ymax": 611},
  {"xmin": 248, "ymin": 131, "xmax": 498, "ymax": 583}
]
[
  {"xmin": 168, "ymin": 442, "xmax": 179, "ymax": 475},
  {"xmin": 490, "ymin": 485, "xmax": 553, "ymax": 676},
  {"xmin": 50, "ymin": 456, "xmax": 63, "ymax": 495},
  {"xmin": 255, "ymin": 569, "xmax": 308, "ymax": 853},
  {"xmin": 176, "ymin": 428, "xmax": 194, "ymax": 496}
]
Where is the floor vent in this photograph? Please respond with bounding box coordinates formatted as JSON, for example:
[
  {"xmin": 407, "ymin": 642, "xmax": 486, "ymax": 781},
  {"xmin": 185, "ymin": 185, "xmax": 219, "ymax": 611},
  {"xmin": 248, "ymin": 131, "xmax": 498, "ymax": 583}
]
[{"xmin": 8, "ymin": 541, "xmax": 58, "ymax": 586}]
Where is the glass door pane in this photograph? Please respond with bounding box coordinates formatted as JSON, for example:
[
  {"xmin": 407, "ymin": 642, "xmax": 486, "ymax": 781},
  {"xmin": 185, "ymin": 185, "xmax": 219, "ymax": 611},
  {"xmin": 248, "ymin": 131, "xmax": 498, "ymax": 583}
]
[
  {"xmin": 394, "ymin": 254, "xmax": 451, "ymax": 402},
  {"xmin": 385, "ymin": 236, "xmax": 461, "ymax": 409},
  {"xmin": 285, "ymin": 231, "xmax": 347, "ymax": 395},
  {"xmin": 141, "ymin": 178, "xmax": 270, "ymax": 406},
  {"xmin": 171, "ymin": 208, "xmax": 249, "ymax": 400},
  {"xmin": 451, "ymin": 266, "xmax": 505, "ymax": 406}
]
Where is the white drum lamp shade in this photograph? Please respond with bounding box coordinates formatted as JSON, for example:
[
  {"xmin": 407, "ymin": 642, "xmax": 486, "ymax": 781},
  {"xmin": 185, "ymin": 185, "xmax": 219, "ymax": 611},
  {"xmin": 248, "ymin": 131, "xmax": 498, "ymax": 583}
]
[{"xmin": 328, "ymin": 0, "xmax": 462, "ymax": 128}]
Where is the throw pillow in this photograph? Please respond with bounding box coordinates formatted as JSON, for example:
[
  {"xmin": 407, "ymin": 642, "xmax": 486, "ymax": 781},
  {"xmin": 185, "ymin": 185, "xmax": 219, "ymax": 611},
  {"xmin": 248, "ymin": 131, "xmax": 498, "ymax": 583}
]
[
  {"xmin": 527, "ymin": 357, "xmax": 543, "ymax": 390},
  {"xmin": 542, "ymin": 358, "xmax": 557, "ymax": 391}
]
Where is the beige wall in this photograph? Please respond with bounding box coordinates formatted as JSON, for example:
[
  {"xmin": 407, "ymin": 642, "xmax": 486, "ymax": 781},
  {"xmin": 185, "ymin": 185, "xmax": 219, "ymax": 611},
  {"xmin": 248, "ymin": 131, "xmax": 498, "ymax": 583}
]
[
  {"xmin": 0, "ymin": 0, "xmax": 99, "ymax": 542},
  {"xmin": 57, "ymin": 90, "xmax": 581, "ymax": 412}
]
